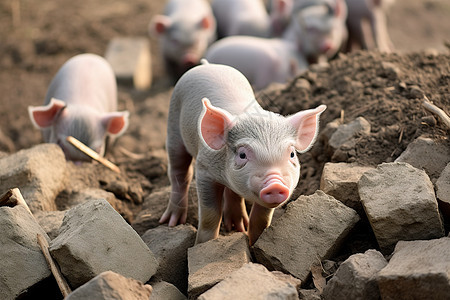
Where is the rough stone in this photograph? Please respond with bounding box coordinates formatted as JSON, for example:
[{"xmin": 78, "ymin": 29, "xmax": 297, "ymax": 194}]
[
  {"xmin": 105, "ymin": 37, "xmax": 152, "ymax": 90},
  {"xmin": 0, "ymin": 143, "xmax": 66, "ymax": 212},
  {"xmin": 188, "ymin": 232, "xmax": 251, "ymax": 299},
  {"xmin": 358, "ymin": 162, "xmax": 445, "ymax": 253},
  {"xmin": 0, "ymin": 205, "xmax": 51, "ymax": 300},
  {"xmin": 49, "ymin": 199, "xmax": 158, "ymax": 288},
  {"xmin": 198, "ymin": 263, "xmax": 300, "ymax": 300},
  {"xmin": 395, "ymin": 136, "xmax": 450, "ymax": 182},
  {"xmin": 320, "ymin": 162, "xmax": 373, "ymax": 214},
  {"xmin": 436, "ymin": 162, "xmax": 450, "ymax": 218},
  {"xmin": 141, "ymin": 224, "xmax": 196, "ymax": 294},
  {"xmin": 377, "ymin": 237, "xmax": 450, "ymax": 300},
  {"xmin": 328, "ymin": 117, "xmax": 371, "ymax": 151},
  {"xmin": 253, "ymin": 190, "xmax": 360, "ymax": 283},
  {"xmin": 34, "ymin": 210, "xmax": 65, "ymax": 240},
  {"xmin": 322, "ymin": 249, "xmax": 388, "ymax": 300},
  {"xmin": 65, "ymin": 271, "xmax": 152, "ymax": 300},
  {"xmin": 151, "ymin": 281, "xmax": 187, "ymax": 300}
]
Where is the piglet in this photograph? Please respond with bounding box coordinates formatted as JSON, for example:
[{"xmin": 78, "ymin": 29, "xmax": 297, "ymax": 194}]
[
  {"xmin": 345, "ymin": 0, "xmax": 395, "ymax": 52},
  {"xmin": 205, "ymin": 35, "xmax": 308, "ymax": 90},
  {"xmin": 150, "ymin": 0, "xmax": 216, "ymax": 80},
  {"xmin": 212, "ymin": 0, "xmax": 271, "ymax": 38},
  {"xmin": 284, "ymin": 0, "xmax": 348, "ymax": 63},
  {"xmin": 160, "ymin": 61, "xmax": 326, "ymax": 245},
  {"xmin": 28, "ymin": 53, "xmax": 129, "ymax": 161}
]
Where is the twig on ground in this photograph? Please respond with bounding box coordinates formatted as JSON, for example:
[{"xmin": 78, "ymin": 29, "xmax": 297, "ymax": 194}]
[
  {"xmin": 66, "ymin": 136, "xmax": 121, "ymax": 173},
  {"xmin": 37, "ymin": 234, "xmax": 72, "ymax": 297},
  {"xmin": 422, "ymin": 96, "xmax": 450, "ymax": 129}
]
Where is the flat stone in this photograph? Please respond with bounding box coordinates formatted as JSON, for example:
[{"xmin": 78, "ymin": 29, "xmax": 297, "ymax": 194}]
[
  {"xmin": 358, "ymin": 162, "xmax": 444, "ymax": 253},
  {"xmin": 198, "ymin": 263, "xmax": 300, "ymax": 300},
  {"xmin": 151, "ymin": 281, "xmax": 187, "ymax": 300},
  {"xmin": 0, "ymin": 205, "xmax": 52, "ymax": 300},
  {"xmin": 188, "ymin": 232, "xmax": 251, "ymax": 299},
  {"xmin": 0, "ymin": 143, "xmax": 66, "ymax": 212},
  {"xmin": 49, "ymin": 199, "xmax": 158, "ymax": 288},
  {"xmin": 65, "ymin": 271, "xmax": 152, "ymax": 300},
  {"xmin": 322, "ymin": 249, "xmax": 388, "ymax": 300},
  {"xmin": 142, "ymin": 224, "xmax": 196, "ymax": 294},
  {"xmin": 377, "ymin": 237, "xmax": 450, "ymax": 299},
  {"xmin": 253, "ymin": 190, "xmax": 359, "ymax": 282}
]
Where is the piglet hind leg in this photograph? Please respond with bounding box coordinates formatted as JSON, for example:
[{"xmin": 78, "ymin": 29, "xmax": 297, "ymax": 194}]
[
  {"xmin": 248, "ymin": 203, "xmax": 275, "ymax": 246},
  {"xmin": 195, "ymin": 174, "xmax": 225, "ymax": 244},
  {"xmin": 222, "ymin": 187, "xmax": 249, "ymax": 233},
  {"xmin": 160, "ymin": 142, "xmax": 193, "ymax": 227}
]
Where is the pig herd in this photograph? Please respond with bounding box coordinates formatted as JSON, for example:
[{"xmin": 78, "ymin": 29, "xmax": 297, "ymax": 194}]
[{"xmin": 27, "ymin": 0, "xmax": 395, "ymax": 246}]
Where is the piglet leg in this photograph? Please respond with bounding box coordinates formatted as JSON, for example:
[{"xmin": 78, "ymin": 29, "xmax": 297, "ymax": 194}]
[
  {"xmin": 160, "ymin": 142, "xmax": 193, "ymax": 226},
  {"xmin": 371, "ymin": 7, "xmax": 393, "ymax": 52},
  {"xmin": 248, "ymin": 203, "xmax": 275, "ymax": 246},
  {"xmin": 195, "ymin": 174, "xmax": 225, "ymax": 244},
  {"xmin": 222, "ymin": 187, "xmax": 249, "ymax": 232}
]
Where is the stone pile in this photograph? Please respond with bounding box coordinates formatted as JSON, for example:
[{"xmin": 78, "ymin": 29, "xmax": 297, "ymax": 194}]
[{"xmin": 0, "ymin": 121, "xmax": 448, "ymax": 299}]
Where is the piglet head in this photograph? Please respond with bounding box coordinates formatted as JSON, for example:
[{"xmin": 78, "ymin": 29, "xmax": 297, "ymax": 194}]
[
  {"xmin": 28, "ymin": 98, "xmax": 129, "ymax": 161},
  {"xmin": 199, "ymin": 98, "xmax": 326, "ymax": 208}
]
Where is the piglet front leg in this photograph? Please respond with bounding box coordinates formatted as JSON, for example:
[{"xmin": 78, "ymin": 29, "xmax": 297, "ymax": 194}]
[
  {"xmin": 222, "ymin": 187, "xmax": 249, "ymax": 232},
  {"xmin": 248, "ymin": 203, "xmax": 275, "ymax": 246}
]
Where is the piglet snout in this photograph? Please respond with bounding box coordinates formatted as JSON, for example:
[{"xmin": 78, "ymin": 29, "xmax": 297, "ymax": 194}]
[
  {"xmin": 260, "ymin": 176, "xmax": 290, "ymax": 207},
  {"xmin": 183, "ymin": 53, "xmax": 199, "ymax": 67}
]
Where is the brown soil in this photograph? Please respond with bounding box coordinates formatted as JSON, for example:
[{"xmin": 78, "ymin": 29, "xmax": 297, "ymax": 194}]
[{"xmin": 0, "ymin": 0, "xmax": 449, "ymax": 295}]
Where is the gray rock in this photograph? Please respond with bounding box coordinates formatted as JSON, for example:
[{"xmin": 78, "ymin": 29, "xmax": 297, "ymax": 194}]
[
  {"xmin": 377, "ymin": 237, "xmax": 450, "ymax": 300},
  {"xmin": 188, "ymin": 232, "xmax": 251, "ymax": 299},
  {"xmin": 436, "ymin": 163, "xmax": 450, "ymax": 219},
  {"xmin": 142, "ymin": 224, "xmax": 196, "ymax": 294},
  {"xmin": 198, "ymin": 263, "xmax": 300, "ymax": 300},
  {"xmin": 34, "ymin": 210, "xmax": 65, "ymax": 240},
  {"xmin": 358, "ymin": 162, "xmax": 445, "ymax": 253},
  {"xmin": 65, "ymin": 271, "xmax": 152, "ymax": 300},
  {"xmin": 395, "ymin": 136, "xmax": 450, "ymax": 182},
  {"xmin": 151, "ymin": 281, "xmax": 187, "ymax": 300},
  {"xmin": 49, "ymin": 199, "xmax": 158, "ymax": 288},
  {"xmin": 0, "ymin": 205, "xmax": 51, "ymax": 300},
  {"xmin": 322, "ymin": 249, "xmax": 388, "ymax": 300},
  {"xmin": 320, "ymin": 162, "xmax": 373, "ymax": 214},
  {"xmin": 0, "ymin": 143, "xmax": 66, "ymax": 212},
  {"xmin": 253, "ymin": 190, "xmax": 360, "ymax": 282},
  {"xmin": 328, "ymin": 117, "xmax": 371, "ymax": 151}
]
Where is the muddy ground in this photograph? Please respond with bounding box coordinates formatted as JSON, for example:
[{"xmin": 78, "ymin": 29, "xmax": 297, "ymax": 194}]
[{"xmin": 0, "ymin": 0, "xmax": 449, "ymax": 294}]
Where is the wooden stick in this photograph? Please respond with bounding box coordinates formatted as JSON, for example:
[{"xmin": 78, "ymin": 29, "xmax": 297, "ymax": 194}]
[
  {"xmin": 0, "ymin": 189, "xmax": 16, "ymax": 207},
  {"xmin": 37, "ymin": 234, "xmax": 72, "ymax": 298},
  {"xmin": 66, "ymin": 136, "xmax": 121, "ymax": 173},
  {"xmin": 423, "ymin": 96, "xmax": 450, "ymax": 129},
  {"xmin": 11, "ymin": 188, "xmax": 32, "ymax": 215}
]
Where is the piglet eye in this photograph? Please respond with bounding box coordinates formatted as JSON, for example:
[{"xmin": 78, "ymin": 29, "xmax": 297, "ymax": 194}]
[
  {"xmin": 290, "ymin": 151, "xmax": 295, "ymax": 158},
  {"xmin": 239, "ymin": 152, "xmax": 247, "ymax": 159},
  {"xmin": 235, "ymin": 146, "xmax": 250, "ymax": 168}
]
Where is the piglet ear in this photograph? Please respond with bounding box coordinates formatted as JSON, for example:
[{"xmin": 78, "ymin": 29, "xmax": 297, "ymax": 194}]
[
  {"xmin": 102, "ymin": 111, "xmax": 130, "ymax": 136},
  {"xmin": 28, "ymin": 98, "xmax": 66, "ymax": 129},
  {"xmin": 199, "ymin": 15, "xmax": 213, "ymax": 30},
  {"xmin": 199, "ymin": 98, "xmax": 234, "ymax": 150},
  {"xmin": 287, "ymin": 105, "xmax": 326, "ymax": 153},
  {"xmin": 149, "ymin": 15, "xmax": 172, "ymax": 36}
]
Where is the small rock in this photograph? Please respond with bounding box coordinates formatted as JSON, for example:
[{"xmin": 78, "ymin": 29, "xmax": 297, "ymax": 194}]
[
  {"xmin": 407, "ymin": 85, "xmax": 424, "ymax": 99},
  {"xmin": 395, "ymin": 135, "xmax": 450, "ymax": 182},
  {"xmin": 142, "ymin": 224, "xmax": 196, "ymax": 294},
  {"xmin": 49, "ymin": 199, "xmax": 158, "ymax": 288},
  {"xmin": 188, "ymin": 232, "xmax": 251, "ymax": 299},
  {"xmin": 0, "ymin": 143, "xmax": 66, "ymax": 212},
  {"xmin": 253, "ymin": 191, "xmax": 359, "ymax": 282},
  {"xmin": 34, "ymin": 210, "xmax": 65, "ymax": 240},
  {"xmin": 358, "ymin": 162, "xmax": 445, "ymax": 253},
  {"xmin": 421, "ymin": 115, "xmax": 437, "ymax": 126},
  {"xmin": 0, "ymin": 205, "xmax": 52, "ymax": 299},
  {"xmin": 379, "ymin": 61, "xmax": 401, "ymax": 80},
  {"xmin": 322, "ymin": 249, "xmax": 388, "ymax": 300},
  {"xmin": 151, "ymin": 281, "xmax": 187, "ymax": 300},
  {"xmin": 377, "ymin": 237, "xmax": 450, "ymax": 299},
  {"xmin": 198, "ymin": 263, "xmax": 300, "ymax": 300},
  {"xmin": 65, "ymin": 271, "xmax": 152, "ymax": 300},
  {"xmin": 320, "ymin": 162, "xmax": 374, "ymax": 214},
  {"xmin": 328, "ymin": 117, "xmax": 371, "ymax": 152}
]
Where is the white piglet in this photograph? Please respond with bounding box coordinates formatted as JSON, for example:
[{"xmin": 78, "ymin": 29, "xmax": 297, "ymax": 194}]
[
  {"xmin": 28, "ymin": 53, "xmax": 129, "ymax": 161},
  {"xmin": 150, "ymin": 0, "xmax": 216, "ymax": 80},
  {"xmin": 161, "ymin": 61, "xmax": 326, "ymax": 245}
]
